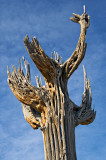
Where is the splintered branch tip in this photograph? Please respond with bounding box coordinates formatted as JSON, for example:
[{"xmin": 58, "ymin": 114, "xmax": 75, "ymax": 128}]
[{"xmin": 83, "ymin": 5, "xmax": 86, "ymax": 13}]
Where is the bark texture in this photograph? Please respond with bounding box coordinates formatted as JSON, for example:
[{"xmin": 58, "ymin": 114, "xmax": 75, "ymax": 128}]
[{"xmin": 7, "ymin": 8, "xmax": 96, "ymax": 160}]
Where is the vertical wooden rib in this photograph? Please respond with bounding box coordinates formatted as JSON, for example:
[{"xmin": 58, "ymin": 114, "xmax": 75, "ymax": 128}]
[
  {"xmin": 51, "ymin": 91, "xmax": 59, "ymax": 160},
  {"xmin": 56, "ymin": 84, "xmax": 63, "ymax": 159},
  {"xmin": 45, "ymin": 125, "xmax": 52, "ymax": 160},
  {"xmin": 42, "ymin": 130, "xmax": 48, "ymax": 160},
  {"xmin": 68, "ymin": 112, "xmax": 71, "ymax": 159},
  {"xmin": 49, "ymin": 119, "xmax": 55, "ymax": 160},
  {"xmin": 52, "ymin": 123, "xmax": 59, "ymax": 160},
  {"xmin": 60, "ymin": 92, "xmax": 67, "ymax": 160}
]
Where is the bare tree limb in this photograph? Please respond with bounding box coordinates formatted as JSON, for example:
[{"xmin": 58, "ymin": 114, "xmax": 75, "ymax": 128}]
[
  {"xmin": 23, "ymin": 36, "xmax": 55, "ymax": 83},
  {"xmin": 72, "ymin": 66, "xmax": 96, "ymax": 126},
  {"xmin": 7, "ymin": 58, "xmax": 47, "ymax": 113},
  {"xmin": 64, "ymin": 12, "xmax": 90, "ymax": 79}
]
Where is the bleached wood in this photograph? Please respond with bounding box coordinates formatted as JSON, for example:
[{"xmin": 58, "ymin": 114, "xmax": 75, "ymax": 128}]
[{"xmin": 7, "ymin": 8, "xmax": 96, "ymax": 160}]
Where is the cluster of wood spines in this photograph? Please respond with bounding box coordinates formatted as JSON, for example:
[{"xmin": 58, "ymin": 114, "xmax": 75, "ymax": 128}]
[
  {"xmin": 7, "ymin": 58, "xmax": 49, "ymax": 130},
  {"xmin": 51, "ymin": 51, "xmax": 64, "ymax": 64}
]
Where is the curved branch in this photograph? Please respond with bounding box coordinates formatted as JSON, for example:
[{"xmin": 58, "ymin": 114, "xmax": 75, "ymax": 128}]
[
  {"xmin": 23, "ymin": 36, "xmax": 55, "ymax": 83},
  {"xmin": 7, "ymin": 58, "xmax": 47, "ymax": 113},
  {"xmin": 64, "ymin": 12, "xmax": 90, "ymax": 79}
]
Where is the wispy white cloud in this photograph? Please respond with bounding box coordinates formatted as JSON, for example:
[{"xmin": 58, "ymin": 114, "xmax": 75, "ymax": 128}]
[{"xmin": 0, "ymin": 126, "xmax": 44, "ymax": 160}]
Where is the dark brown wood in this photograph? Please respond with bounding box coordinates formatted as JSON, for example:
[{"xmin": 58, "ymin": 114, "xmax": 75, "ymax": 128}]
[{"xmin": 7, "ymin": 7, "xmax": 96, "ymax": 160}]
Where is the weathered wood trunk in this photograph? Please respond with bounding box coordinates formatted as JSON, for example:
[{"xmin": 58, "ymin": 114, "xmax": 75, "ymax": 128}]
[
  {"xmin": 43, "ymin": 117, "xmax": 76, "ymax": 160},
  {"xmin": 7, "ymin": 7, "xmax": 96, "ymax": 160},
  {"xmin": 42, "ymin": 77, "xmax": 77, "ymax": 160}
]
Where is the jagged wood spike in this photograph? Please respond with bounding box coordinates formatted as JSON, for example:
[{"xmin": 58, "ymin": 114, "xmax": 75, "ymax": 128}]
[
  {"xmin": 57, "ymin": 53, "xmax": 60, "ymax": 62},
  {"xmin": 61, "ymin": 56, "xmax": 64, "ymax": 64},
  {"xmin": 18, "ymin": 59, "xmax": 21, "ymax": 75},
  {"xmin": 88, "ymin": 79, "xmax": 92, "ymax": 106},
  {"xmin": 19, "ymin": 58, "xmax": 25, "ymax": 77},
  {"xmin": 83, "ymin": 5, "xmax": 86, "ymax": 13},
  {"xmin": 7, "ymin": 65, "xmax": 11, "ymax": 77},
  {"xmin": 83, "ymin": 65, "xmax": 87, "ymax": 92},
  {"xmin": 12, "ymin": 65, "xmax": 17, "ymax": 76},
  {"xmin": 54, "ymin": 51, "xmax": 56, "ymax": 60},
  {"xmin": 27, "ymin": 63, "xmax": 31, "ymax": 82},
  {"xmin": 18, "ymin": 60, "xmax": 25, "ymax": 80},
  {"xmin": 40, "ymin": 77, "xmax": 42, "ymax": 86},
  {"xmin": 22, "ymin": 57, "xmax": 31, "ymax": 82},
  {"xmin": 11, "ymin": 66, "xmax": 18, "ymax": 82},
  {"xmin": 35, "ymin": 76, "xmax": 41, "ymax": 87}
]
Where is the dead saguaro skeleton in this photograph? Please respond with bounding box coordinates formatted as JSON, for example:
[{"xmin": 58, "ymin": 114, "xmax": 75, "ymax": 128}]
[{"xmin": 7, "ymin": 6, "xmax": 96, "ymax": 160}]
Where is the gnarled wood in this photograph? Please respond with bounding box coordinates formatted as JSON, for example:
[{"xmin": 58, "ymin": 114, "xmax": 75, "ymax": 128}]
[
  {"xmin": 24, "ymin": 36, "xmax": 56, "ymax": 83},
  {"xmin": 22, "ymin": 104, "xmax": 41, "ymax": 129},
  {"xmin": 72, "ymin": 66, "xmax": 96, "ymax": 127},
  {"xmin": 7, "ymin": 6, "xmax": 96, "ymax": 160}
]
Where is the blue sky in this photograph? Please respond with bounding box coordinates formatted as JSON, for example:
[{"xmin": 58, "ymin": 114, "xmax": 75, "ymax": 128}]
[{"xmin": 0, "ymin": 0, "xmax": 106, "ymax": 159}]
